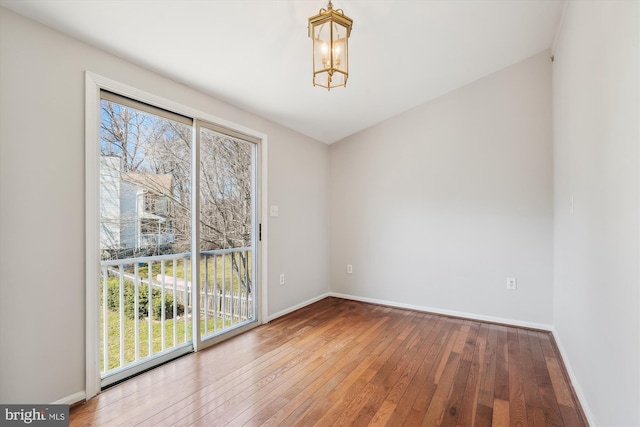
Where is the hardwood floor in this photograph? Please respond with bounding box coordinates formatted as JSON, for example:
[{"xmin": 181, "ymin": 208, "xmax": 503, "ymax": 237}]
[{"xmin": 70, "ymin": 297, "xmax": 588, "ymax": 426}]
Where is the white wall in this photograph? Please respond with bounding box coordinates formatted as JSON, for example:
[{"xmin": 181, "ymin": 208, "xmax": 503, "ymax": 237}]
[
  {"xmin": 329, "ymin": 51, "xmax": 554, "ymax": 326},
  {"xmin": 552, "ymin": 1, "xmax": 639, "ymax": 426},
  {"xmin": 0, "ymin": 7, "xmax": 329, "ymax": 404},
  {"xmin": 267, "ymin": 131, "xmax": 329, "ymax": 316}
]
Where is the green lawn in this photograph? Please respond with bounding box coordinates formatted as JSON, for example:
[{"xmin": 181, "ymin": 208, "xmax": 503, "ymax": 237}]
[
  {"xmin": 132, "ymin": 251, "xmax": 252, "ymax": 293},
  {"xmin": 101, "ymin": 250, "xmax": 253, "ymax": 372},
  {"xmin": 100, "ymin": 310, "xmax": 226, "ymax": 371}
]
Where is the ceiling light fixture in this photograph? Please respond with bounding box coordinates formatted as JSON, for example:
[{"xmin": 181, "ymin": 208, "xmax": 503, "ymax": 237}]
[{"xmin": 308, "ymin": 1, "xmax": 353, "ymax": 90}]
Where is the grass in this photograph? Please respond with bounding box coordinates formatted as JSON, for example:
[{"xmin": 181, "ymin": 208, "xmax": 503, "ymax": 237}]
[
  {"xmin": 100, "ymin": 310, "xmax": 235, "ymax": 371},
  {"xmin": 132, "ymin": 251, "xmax": 252, "ymax": 293},
  {"xmin": 101, "ymin": 250, "xmax": 253, "ymax": 372}
]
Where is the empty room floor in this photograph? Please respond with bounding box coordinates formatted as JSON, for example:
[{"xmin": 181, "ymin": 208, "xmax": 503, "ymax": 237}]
[{"xmin": 70, "ymin": 297, "xmax": 587, "ymax": 426}]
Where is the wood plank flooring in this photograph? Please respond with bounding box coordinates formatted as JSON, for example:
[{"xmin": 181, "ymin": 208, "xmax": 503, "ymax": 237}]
[{"xmin": 70, "ymin": 297, "xmax": 588, "ymax": 426}]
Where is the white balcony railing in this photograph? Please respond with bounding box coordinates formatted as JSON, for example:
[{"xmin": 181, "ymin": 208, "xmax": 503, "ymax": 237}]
[{"xmin": 100, "ymin": 247, "xmax": 253, "ymax": 378}]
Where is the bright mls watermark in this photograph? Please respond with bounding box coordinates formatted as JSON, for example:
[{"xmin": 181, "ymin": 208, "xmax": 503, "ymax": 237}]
[{"xmin": 0, "ymin": 405, "xmax": 68, "ymax": 426}]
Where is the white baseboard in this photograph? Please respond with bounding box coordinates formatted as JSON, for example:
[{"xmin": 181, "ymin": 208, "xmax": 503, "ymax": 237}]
[
  {"xmin": 267, "ymin": 292, "xmax": 330, "ymax": 322},
  {"xmin": 328, "ymin": 292, "xmax": 553, "ymax": 331},
  {"xmin": 551, "ymin": 327, "xmax": 598, "ymax": 427},
  {"xmin": 52, "ymin": 390, "xmax": 85, "ymax": 405}
]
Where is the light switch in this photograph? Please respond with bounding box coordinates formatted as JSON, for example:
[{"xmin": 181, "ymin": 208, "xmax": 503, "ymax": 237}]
[{"xmin": 270, "ymin": 206, "xmax": 279, "ymax": 217}]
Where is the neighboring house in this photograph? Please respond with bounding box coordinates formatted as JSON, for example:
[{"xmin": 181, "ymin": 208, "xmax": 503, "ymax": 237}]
[{"xmin": 100, "ymin": 155, "xmax": 174, "ymax": 256}]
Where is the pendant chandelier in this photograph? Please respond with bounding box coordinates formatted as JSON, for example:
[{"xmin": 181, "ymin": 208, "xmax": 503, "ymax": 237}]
[{"xmin": 308, "ymin": 1, "xmax": 353, "ymax": 90}]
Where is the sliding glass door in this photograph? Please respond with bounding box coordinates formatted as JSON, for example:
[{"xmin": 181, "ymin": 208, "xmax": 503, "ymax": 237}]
[{"xmin": 97, "ymin": 91, "xmax": 258, "ymax": 387}]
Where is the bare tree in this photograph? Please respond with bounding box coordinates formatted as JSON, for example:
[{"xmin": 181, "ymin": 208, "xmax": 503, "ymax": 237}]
[
  {"xmin": 100, "ymin": 99, "xmax": 254, "ymax": 294},
  {"xmin": 101, "ymin": 101, "xmax": 150, "ymax": 172},
  {"xmin": 199, "ymin": 130, "xmax": 254, "ymax": 295},
  {"xmin": 100, "ymin": 100, "xmax": 192, "ymax": 256}
]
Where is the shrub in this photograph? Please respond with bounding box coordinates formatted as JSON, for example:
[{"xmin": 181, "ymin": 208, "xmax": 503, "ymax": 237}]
[{"xmin": 104, "ymin": 277, "xmax": 184, "ymax": 320}]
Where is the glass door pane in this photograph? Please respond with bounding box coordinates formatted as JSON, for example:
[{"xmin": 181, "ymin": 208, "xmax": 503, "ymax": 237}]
[
  {"xmin": 199, "ymin": 125, "xmax": 257, "ymax": 340},
  {"xmin": 99, "ymin": 92, "xmax": 193, "ymax": 386}
]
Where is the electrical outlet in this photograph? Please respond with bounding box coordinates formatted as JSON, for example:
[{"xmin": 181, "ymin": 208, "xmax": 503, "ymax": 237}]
[
  {"xmin": 506, "ymin": 277, "xmax": 517, "ymax": 290},
  {"xmin": 279, "ymin": 273, "xmax": 285, "ymax": 285},
  {"xmin": 346, "ymin": 264, "xmax": 353, "ymax": 274}
]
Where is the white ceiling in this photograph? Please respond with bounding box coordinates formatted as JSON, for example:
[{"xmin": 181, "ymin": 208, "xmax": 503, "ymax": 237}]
[{"xmin": 0, "ymin": 0, "xmax": 564, "ymax": 144}]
